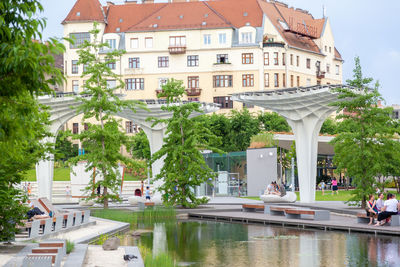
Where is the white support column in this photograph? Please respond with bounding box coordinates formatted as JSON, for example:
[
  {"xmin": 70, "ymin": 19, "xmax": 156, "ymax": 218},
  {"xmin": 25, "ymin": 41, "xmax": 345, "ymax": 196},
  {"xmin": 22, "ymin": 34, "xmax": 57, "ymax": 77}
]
[
  {"xmin": 36, "ymin": 152, "xmax": 55, "ymax": 201},
  {"xmin": 141, "ymin": 125, "xmax": 167, "ymax": 194},
  {"xmin": 288, "ymin": 113, "xmax": 330, "ymax": 203}
]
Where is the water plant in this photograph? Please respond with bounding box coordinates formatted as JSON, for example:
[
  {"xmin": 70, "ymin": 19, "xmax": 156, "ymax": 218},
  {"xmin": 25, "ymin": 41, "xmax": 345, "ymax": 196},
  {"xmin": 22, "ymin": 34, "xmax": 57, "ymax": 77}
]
[
  {"xmin": 66, "ymin": 240, "xmax": 75, "ymax": 254},
  {"xmin": 91, "ymin": 207, "xmax": 177, "ymax": 227}
]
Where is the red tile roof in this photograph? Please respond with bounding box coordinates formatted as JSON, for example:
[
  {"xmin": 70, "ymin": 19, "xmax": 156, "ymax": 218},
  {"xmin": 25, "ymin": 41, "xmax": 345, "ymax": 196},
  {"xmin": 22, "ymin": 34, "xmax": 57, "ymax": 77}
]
[
  {"xmin": 257, "ymin": 0, "xmax": 322, "ymax": 54},
  {"xmin": 64, "ymin": 0, "xmax": 341, "ymax": 56},
  {"xmin": 63, "ymin": 0, "xmax": 105, "ymax": 24},
  {"xmin": 207, "ymin": 0, "xmax": 263, "ymax": 28},
  {"xmin": 105, "ymin": 3, "xmax": 166, "ymax": 33},
  {"xmin": 126, "ymin": 2, "xmax": 232, "ymax": 32},
  {"xmin": 334, "ymin": 47, "xmax": 343, "ymax": 61}
]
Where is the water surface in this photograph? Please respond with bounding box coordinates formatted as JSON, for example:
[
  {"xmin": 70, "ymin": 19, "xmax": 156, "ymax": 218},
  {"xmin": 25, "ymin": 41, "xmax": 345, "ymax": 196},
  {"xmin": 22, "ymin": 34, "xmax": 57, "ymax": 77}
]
[{"xmin": 122, "ymin": 220, "xmax": 400, "ymax": 267}]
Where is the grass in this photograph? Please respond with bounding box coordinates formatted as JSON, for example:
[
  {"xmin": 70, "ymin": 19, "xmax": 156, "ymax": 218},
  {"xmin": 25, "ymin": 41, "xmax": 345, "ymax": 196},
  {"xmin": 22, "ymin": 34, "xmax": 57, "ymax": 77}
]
[
  {"xmin": 91, "ymin": 207, "xmax": 177, "ymax": 228},
  {"xmin": 66, "ymin": 240, "xmax": 75, "ymax": 254},
  {"xmin": 243, "ymin": 189, "xmax": 355, "ymax": 202},
  {"xmin": 22, "ymin": 167, "xmax": 71, "ymax": 181},
  {"xmin": 139, "ymin": 245, "xmax": 175, "ymax": 267},
  {"xmin": 22, "ymin": 167, "xmax": 142, "ymax": 181}
]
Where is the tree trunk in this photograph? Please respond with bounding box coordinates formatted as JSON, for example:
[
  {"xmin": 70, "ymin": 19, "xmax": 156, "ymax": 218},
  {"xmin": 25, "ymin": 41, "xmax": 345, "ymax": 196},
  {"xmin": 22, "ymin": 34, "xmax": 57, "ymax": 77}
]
[
  {"xmin": 361, "ymin": 195, "xmax": 366, "ymax": 209},
  {"xmin": 103, "ymin": 186, "xmax": 108, "ymax": 208}
]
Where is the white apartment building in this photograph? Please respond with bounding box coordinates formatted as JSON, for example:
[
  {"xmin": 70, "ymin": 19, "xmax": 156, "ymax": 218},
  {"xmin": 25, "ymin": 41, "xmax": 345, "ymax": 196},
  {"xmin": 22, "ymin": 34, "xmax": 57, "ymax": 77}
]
[{"xmin": 62, "ymin": 0, "xmax": 343, "ymax": 136}]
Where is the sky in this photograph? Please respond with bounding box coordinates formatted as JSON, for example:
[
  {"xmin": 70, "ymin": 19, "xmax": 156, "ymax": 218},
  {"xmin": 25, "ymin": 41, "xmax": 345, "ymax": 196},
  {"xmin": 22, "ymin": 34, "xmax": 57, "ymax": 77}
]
[{"xmin": 39, "ymin": 0, "xmax": 400, "ymax": 105}]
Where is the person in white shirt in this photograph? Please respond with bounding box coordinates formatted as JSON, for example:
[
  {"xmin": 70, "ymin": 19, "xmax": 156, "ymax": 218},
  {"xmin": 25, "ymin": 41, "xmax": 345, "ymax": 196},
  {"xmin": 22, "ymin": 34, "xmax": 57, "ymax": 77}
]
[
  {"xmin": 375, "ymin": 193, "xmax": 384, "ymax": 212},
  {"xmin": 375, "ymin": 193, "xmax": 400, "ymax": 226}
]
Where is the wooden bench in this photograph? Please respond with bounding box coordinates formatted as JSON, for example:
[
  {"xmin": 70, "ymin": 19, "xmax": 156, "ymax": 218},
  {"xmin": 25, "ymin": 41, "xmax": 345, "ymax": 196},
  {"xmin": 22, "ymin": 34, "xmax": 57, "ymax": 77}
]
[
  {"xmin": 285, "ymin": 209, "xmax": 330, "ymax": 221},
  {"xmin": 264, "ymin": 205, "xmax": 297, "ymax": 215},
  {"xmin": 242, "ymin": 204, "xmax": 264, "ymax": 212}
]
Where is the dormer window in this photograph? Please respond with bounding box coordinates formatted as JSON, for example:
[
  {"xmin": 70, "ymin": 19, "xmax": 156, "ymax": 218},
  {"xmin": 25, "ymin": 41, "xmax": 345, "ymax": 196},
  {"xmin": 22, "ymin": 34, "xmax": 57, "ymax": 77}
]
[
  {"xmin": 106, "ymin": 39, "xmax": 116, "ymax": 49},
  {"xmin": 241, "ymin": 32, "xmax": 252, "ymax": 44}
]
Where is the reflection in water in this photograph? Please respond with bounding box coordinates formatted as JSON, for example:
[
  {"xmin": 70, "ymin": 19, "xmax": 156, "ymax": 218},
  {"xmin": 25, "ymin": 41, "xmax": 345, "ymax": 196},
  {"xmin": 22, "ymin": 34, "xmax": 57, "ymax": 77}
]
[{"xmin": 121, "ymin": 220, "xmax": 400, "ymax": 267}]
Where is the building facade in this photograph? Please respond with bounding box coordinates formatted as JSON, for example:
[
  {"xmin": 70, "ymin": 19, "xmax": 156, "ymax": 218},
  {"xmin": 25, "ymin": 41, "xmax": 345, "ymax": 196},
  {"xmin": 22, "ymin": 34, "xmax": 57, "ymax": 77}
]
[{"xmin": 62, "ymin": 0, "xmax": 343, "ymax": 139}]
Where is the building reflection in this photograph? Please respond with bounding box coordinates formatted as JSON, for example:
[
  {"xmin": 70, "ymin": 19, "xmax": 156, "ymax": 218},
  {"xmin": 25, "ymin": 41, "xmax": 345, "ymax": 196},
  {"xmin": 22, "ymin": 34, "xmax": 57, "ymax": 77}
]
[{"xmin": 121, "ymin": 221, "xmax": 400, "ymax": 266}]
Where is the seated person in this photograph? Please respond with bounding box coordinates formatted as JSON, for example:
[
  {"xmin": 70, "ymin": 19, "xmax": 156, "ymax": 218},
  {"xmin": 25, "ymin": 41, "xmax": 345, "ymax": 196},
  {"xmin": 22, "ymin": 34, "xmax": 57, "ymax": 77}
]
[
  {"xmin": 279, "ymin": 182, "xmax": 286, "ymax": 197},
  {"xmin": 366, "ymin": 194, "xmax": 378, "ymax": 225},
  {"xmin": 374, "ymin": 193, "xmax": 400, "ymax": 226},
  {"xmin": 265, "ymin": 182, "xmax": 275, "ymax": 195},
  {"xmin": 27, "ymin": 202, "xmax": 50, "ymax": 221}
]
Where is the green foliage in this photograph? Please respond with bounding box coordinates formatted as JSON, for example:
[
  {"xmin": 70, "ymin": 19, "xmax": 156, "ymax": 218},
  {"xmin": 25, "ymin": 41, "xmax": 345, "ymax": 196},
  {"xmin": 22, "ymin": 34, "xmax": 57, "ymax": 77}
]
[
  {"xmin": 320, "ymin": 118, "xmax": 338, "ymax": 135},
  {"xmin": 55, "ymin": 130, "xmax": 77, "ymax": 162},
  {"xmin": 151, "ymin": 79, "xmax": 220, "ymax": 208},
  {"xmin": 249, "ymin": 132, "xmax": 277, "ymax": 148},
  {"xmin": 91, "ymin": 207, "xmax": 177, "ymax": 227},
  {"xmin": 0, "ymin": 0, "xmax": 64, "ymax": 241},
  {"xmin": 127, "ymin": 130, "xmax": 151, "ymax": 160},
  {"xmin": 330, "ymin": 57, "xmax": 396, "ymax": 207},
  {"xmin": 257, "ymin": 112, "xmax": 291, "ymax": 132},
  {"xmin": 69, "ymin": 23, "xmax": 145, "ymax": 208},
  {"xmin": 66, "ymin": 240, "xmax": 75, "ymax": 254},
  {"xmin": 227, "ymin": 109, "xmax": 260, "ymax": 151},
  {"xmin": 144, "ymin": 252, "xmax": 175, "ymax": 267}
]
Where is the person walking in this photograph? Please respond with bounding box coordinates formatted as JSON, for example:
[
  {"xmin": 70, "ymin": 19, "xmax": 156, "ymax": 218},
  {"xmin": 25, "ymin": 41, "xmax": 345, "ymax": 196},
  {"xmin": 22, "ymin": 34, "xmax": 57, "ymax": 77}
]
[
  {"xmin": 65, "ymin": 185, "xmax": 71, "ymax": 201},
  {"xmin": 145, "ymin": 186, "xmax": 151, "ymax": 201},
  {"xmin": 27, "ymin": 182, "xmax": 32, "ymax": 196},
  {"xmin": 331, "ymin": 178, "xmax": 338, "ymax": 195}
]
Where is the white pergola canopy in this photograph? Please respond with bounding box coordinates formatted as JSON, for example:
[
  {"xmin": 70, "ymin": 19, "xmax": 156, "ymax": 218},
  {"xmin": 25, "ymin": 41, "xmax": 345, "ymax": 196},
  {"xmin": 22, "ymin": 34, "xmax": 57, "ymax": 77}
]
[
  {"xmin": 232, "ymin": 84, "xmax": 362, "ymax": 203},
  {"xmin": 36, "ymin": 93, "xmax": 219, "ymax": 200}
]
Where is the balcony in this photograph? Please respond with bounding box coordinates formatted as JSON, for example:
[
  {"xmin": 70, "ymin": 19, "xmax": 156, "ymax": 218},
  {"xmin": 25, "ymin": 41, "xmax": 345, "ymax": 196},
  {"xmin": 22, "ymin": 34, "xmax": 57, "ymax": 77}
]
[
  {"xmin": 186, "ymin": 88, "xmax": 202, "ymax": 96},
  {"xmin": 316, "ymin": 70, "xmax": 326, "ymax": 79},
  {"xmin": 263, "ymin": 42, "xmax": 285, "ymax": 48},
  {"xmin": 168, "ymin": 46, "xmax": 186, "ymax": 54}
]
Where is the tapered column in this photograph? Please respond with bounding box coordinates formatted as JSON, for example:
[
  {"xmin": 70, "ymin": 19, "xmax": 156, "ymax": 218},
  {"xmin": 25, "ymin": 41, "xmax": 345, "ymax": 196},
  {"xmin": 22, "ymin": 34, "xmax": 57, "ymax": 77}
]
[
  {"xmin": 36, "ymin": 140, "xmax": 56, "ymax": 201},
  {"xmin": 288, "ymin": 114, "xmax": 329, "ymax": 203},
  {"xmin": 141, "ymin": 125, "xmax": 167, "ymax": 193}
]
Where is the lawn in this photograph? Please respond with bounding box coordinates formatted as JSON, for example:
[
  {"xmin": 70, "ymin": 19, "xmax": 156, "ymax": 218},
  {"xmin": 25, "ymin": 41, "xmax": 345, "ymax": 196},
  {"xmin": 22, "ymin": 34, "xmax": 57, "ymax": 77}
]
[
  {"xmin": 22, "ymin": 167, "xmax": 141, "ymax": 181},
  {"xmin": 243, "ymin": 190, "xmax": 355, "ymax": 202}
]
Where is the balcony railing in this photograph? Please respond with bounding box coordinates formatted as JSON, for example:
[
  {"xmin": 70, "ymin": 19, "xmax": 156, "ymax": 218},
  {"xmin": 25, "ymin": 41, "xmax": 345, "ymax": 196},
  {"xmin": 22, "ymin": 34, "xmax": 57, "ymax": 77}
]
[
  {"xmin": 316, "ymin": 70, "xmax": 326, "ymax": 79},
  {"xmin": 263, "ymin": 42, "xmax": 285, "ymax": 48},
  {"xmin": 186, "ymin": 88, "xmax": 202, "ymax": 96},
  {"xmin": 168, "ymin": 46, "xmax": 186, "ymax": 54}
]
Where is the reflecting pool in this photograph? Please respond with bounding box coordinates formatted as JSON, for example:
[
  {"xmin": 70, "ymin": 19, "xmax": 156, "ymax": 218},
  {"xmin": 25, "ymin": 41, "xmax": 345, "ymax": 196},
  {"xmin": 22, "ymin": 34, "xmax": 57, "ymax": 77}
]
[{"xmin": 121, "ymin": 220, "xmax": 400, "ymax": 267}]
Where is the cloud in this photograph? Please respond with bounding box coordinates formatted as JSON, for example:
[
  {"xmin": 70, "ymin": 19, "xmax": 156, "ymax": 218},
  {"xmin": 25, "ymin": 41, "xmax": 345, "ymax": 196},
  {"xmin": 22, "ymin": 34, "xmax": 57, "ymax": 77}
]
[{"xmin": 388, "ymin": 50, "xmax": 400, "ymax": 60}]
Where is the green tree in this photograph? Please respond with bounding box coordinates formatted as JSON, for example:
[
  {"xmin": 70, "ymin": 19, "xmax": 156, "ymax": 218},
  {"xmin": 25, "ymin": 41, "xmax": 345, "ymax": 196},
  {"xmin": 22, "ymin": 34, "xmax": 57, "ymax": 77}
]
[
  {"xmin": 331, "ymin": 57, "xmax": 395, "ymax": 208},
  {"xmin": 194, "ymin": 114, "xmax": 228, "ymax": 151},
  {"xmin": 320, "ymin": 118, "xmax": 338, "ymax": 135},
  {"xmin": 55, "ymin": 130, "xmax": 77, "ymax": 163},
  {"xmin": 257, "ymin": 112, "xmax": 291, "ymax": 132},
  {"xmin": 151, "ymin": 79, "xmax": 220, "ymax": 208},
  {"xmin": 0, "ymin": 0, "xmax": 64, "ymax": 240},
  {"xmin": 128, "ymin": 129, "xmax": 151, "ymax": 160},
  {"xmin": 227, "ymin": 109, "xmax": 260, "ymax": 151},
  {"xmin": 70, "ymin": 23, "xmax": 143, "ymax": 208}
]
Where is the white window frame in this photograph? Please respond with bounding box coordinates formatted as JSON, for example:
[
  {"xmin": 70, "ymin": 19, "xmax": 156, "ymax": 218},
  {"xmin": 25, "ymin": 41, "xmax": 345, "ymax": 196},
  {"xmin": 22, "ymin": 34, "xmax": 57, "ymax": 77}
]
[
  {"xmin": 219, "ymin": 33, "xmax": 226, "ymax": 44},
  {"xmin": 130, "ymin": 38, "xmax": 138, "ymax": 49},
  {"xmin": 106, "ymin": 39, "xmax": 116, "ymax": 49},
  {"xmin": 203, "ymin": 34, "xmax": 211, "ymax": 45},
  {"xmin": 145, "ymin": 37, "xmax": 153, "ymax": 48},
  {"xmin": 241, "ymin": 32, "xmax": 252, "ymax": 44}
]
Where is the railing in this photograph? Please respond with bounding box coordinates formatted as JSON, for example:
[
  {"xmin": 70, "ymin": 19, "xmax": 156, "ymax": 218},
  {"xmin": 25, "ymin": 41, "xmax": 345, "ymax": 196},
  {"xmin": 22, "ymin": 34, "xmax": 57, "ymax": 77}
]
[
  {"xmin": 168, "ymin": 46, "xmax": 186, "ymax": 54},
  {"xmin": 186, "ymin": 88, "xmax": 202, "ymax": 96},
  {"xmin": 263, "ymin": 42, "xmax": 285, "ymax": 48}
]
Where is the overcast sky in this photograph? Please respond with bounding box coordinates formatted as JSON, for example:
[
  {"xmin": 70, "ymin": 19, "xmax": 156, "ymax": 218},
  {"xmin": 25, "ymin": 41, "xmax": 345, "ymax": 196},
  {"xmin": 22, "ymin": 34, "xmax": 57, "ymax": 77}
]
[{"xmin": 39, "ymin": 0, "xmax": 400, "ymax": 105}]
